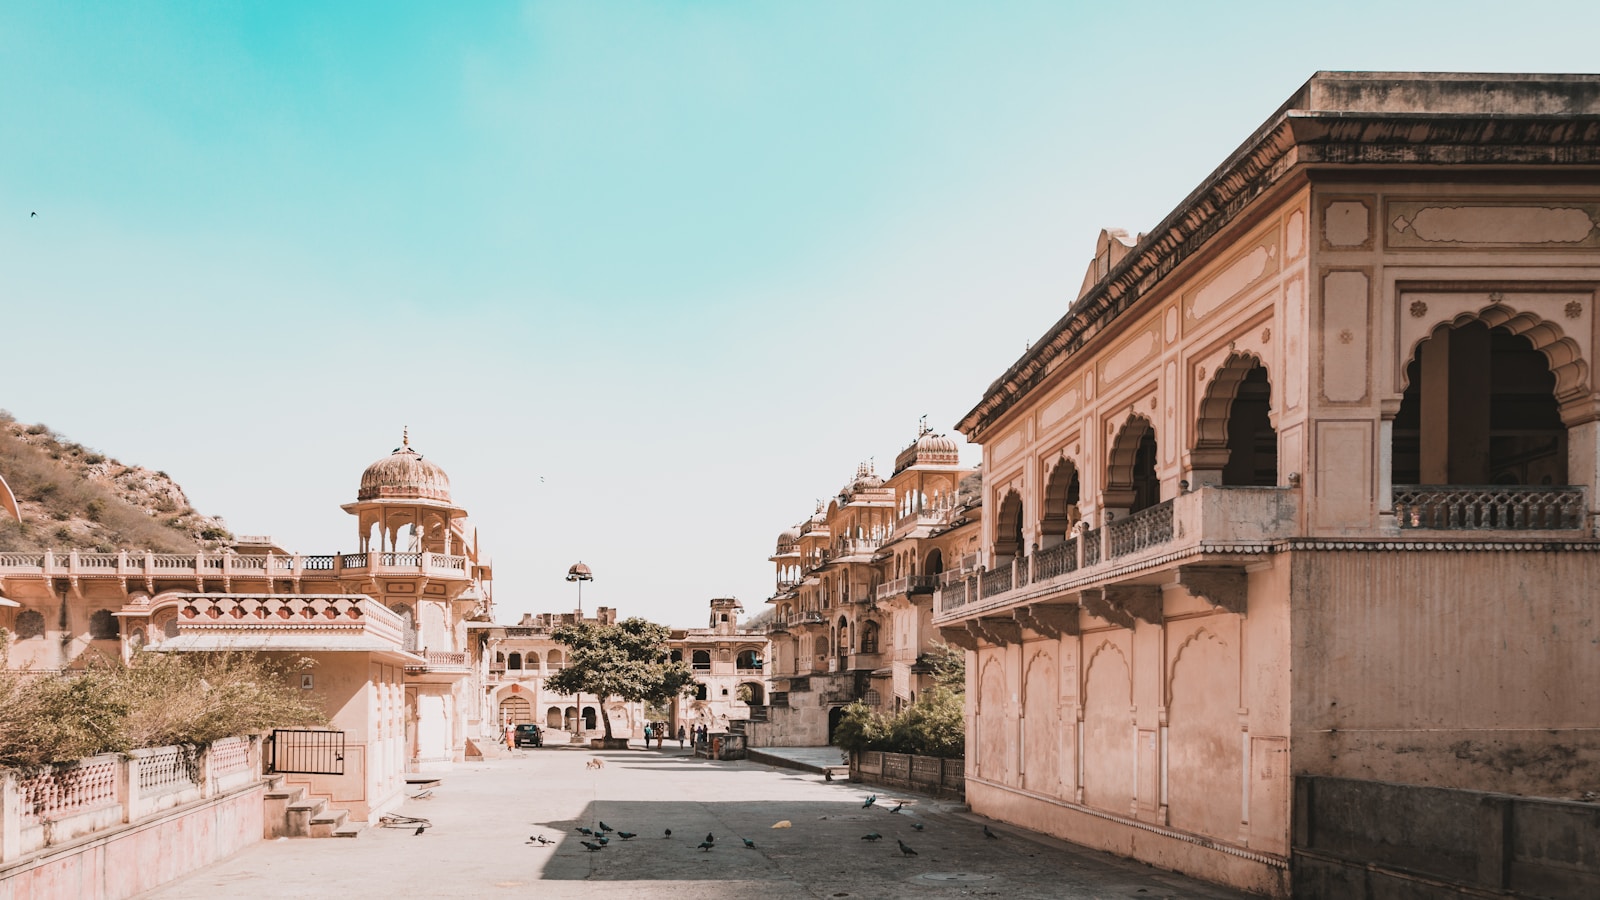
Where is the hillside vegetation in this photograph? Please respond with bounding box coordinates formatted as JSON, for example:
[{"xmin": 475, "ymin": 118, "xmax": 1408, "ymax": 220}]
[{"xmin": 0, "ymin": 412, "xmax": 232, "ymax": 554}]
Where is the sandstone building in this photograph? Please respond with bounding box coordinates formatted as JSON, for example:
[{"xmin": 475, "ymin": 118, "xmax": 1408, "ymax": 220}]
[
  {"xmin": 936, "ymin": 72, "xmax": 1600, "ymax": 896},
  {"xmin": 0, "ymin": 434, "xmax": 492, "ymax": 825},
  {"xmin": 757, "ymin": 427, "xmax": 980, "ymax": 746}
]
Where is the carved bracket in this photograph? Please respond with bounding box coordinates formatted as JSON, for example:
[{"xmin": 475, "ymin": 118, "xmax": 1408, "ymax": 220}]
[
  {"xmin": 937, "ymin": 626, "xmax": 979, "ymax": 651},
  {"xmin": 1083, "ymin": 585, "xmax": 1162, "ymax": 628},
  {"xmin": 1014, "ymin": 603, "xmax": 1080, "ymax": 639},
  {"xmin": 1176, "ymin": 566, "xmax": 1248, "ymax": 615},
  {"xmin": 969, "ymin": 616, "xmax": 1023, "ymax": 647}
]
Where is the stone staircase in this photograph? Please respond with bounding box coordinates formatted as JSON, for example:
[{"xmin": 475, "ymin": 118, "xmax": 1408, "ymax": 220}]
[{"xmin": 264, "ymin": 775, "xmax": 359, "ymax": 839}]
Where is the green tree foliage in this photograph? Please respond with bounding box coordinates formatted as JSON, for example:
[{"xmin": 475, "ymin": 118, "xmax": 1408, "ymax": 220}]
[
  {"xmin": 831, "ymin": 687, "xmax": 965, "ymax": 759},
  {"xmin": 546, "ymin": 617, "xmax": 696, "ymax": 739},
  {"xmin": 0, "ymin": 638, "xmax": 324, "ymax": 769},
  {"xmin": 924, "ymin": 641, "xmax": 966, "ymax": 693}
]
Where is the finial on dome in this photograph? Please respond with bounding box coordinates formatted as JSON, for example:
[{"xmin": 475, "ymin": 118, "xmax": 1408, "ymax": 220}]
[
  {"xmin": 918, "ymin": 414, "xmax": 930, "ymax": 437},
  {"xmin": 402, "ymin": 426, "xmax": 410, "ymax": 449}
]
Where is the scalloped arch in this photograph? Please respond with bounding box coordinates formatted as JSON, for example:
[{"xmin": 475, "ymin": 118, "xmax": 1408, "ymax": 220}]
[
  {"xmin": 1165, "ymin": 626, "xmax": 1227, "ymax": 704},
  {"xmin": 1106, "ymin": 414, "xmax": 1156, "ymax": 492},
  {"xmin": 993, "ymin": 489, "xmax": 1024, "ymax": 556},
  {"xmin": 1040, "ymin": 457, "xmax": 1082, "ymax": 536},
  {"xmin": 1022, "ymin": 646, "xmax": 1057, "ymax": 714},
  {"xmin": 1194, "ymin": 352, "xmax": 1270, "ymax": 451},
  {"xmin": 977, "ymin": 655, "xmax": 1007, "ymax": 714},
  {"xmin": 1402, "ymin": 305, "xmax": 1590, "ymax": 412},
  {"xmin": 1083, "ymin": 639, "xmax": 1132, "ymax": 706}
]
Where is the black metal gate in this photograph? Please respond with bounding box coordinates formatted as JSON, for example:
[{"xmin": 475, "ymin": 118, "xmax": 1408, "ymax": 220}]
[{"xmin": 269, "ymin": 729, "xmax": 346, "ymax": 775}]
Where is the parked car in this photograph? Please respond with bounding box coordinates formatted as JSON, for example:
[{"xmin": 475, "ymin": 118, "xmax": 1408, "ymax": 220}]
[{"xmin": 514, "ymin": 723, "xmax": 543, "ymax": 748}]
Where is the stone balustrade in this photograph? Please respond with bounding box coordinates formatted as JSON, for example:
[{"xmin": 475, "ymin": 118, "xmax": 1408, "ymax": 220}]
[{"xmin": 0, "ymin": 550, "xmax": 470, "ymax": 579}]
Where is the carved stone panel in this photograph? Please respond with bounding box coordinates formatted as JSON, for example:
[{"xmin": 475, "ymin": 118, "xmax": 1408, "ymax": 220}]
[
  {"xmin": 1319, "ymin": 269, "xmax": 1371, "ymax": 404},
  {"xmin": 1386, "ymin": 200, "xmax": 1600, "ymax": 250}
]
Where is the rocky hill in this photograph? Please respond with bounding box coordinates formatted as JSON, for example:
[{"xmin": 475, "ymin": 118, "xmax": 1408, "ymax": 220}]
[{"xmin": 0, "ymin": 412, "xmax": 232, "ymax": 554}]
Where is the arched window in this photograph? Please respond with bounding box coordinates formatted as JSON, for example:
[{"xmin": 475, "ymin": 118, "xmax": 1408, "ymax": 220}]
[
  {"xmin": 89, "ymin": 609, "xmax": 120, "ymax": 640},
  {"xmin": 692, "ymin": 650, "xmax": 711, "ymax": 671},
  {"xmin": 670, "ymin": 649, "xmax": 683, "ymax": 663},
  {"xmin": 526, "ymin": 651, "xmax": 541, "ymax": 672},
  {"xmin": 547, "ymin": 649, "xmax": 564, "ymax": 670},
  {"xmin": 695, "ymin": 682, "xmax": 709, "ymax": 701},
  {"xmin": 739, "ymin": 682, "xmax": 765, "ymax": 705},
  {"xmin": 837, "ymin": 616, "xmax": 850, "ymax": 656},
  {"xmin": 1106, "ymin": 416, "xmax": 1161, "ymax": 514},
  {"xmin": 736, "ymin": 649, "xmax": 761, "ymax": 670},
  {"xmin": 993, "ymin": 490, "xmax": 1024, "ymax": 560},
  {"xmin": 389, "ymin": 603, "xmax": 417, "ymax": 652},
  {"xmin": 507, "ymin": 652, "xmax": 522, "ymax": 670},
  {"xmin": 1039, "ymin": 460, "xmax": 1082, "ymax": 547},
  {"xmin": 1393, "ymin": 320, "xmax": 1567, "ymax": 487},
  {"xmin": 924, "ymin": 548, "xmax": 944, "ymax": 577},
  {"xmin": 582, "ymin": 707, "xmax": 597, "ymax": 730},
  {"xmin": 14, "ymin": 609, "xmax": 44, "ymax": 639},
  {"xmin": 860, "ymin": 620, "xmax": 880, "ymax": 654},
  {"xmin": 546, "ymin": 707, "xmax": 563, "ymax": 729},
  {"xmin": 1194, "ymin": 355, "xmax": 1278, "ymax": 486}
]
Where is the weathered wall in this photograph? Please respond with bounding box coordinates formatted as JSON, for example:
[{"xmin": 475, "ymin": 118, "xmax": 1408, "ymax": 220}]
[
  {"xmin": 965, "ymin": 557, "xmax": 1293, "ymax": 893},
  {"xmin": 1291, "ymin": 548, "xmax": 1600, "ymax": 795},
  {"xmin": 0, "ymin": 783, "xmax": 264, "ymax": 900}
]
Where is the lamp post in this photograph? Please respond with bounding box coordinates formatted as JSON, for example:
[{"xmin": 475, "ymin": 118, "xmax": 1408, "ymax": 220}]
[{"xmin": 566, "ymin": 561, "xmax": 593, "ymax": 616}]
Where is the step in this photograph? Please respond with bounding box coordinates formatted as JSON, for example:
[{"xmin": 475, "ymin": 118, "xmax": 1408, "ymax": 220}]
[
  {"xmin": 285, "ymin": 798, "xmax": 325, "ymax": 838},
  {"xmin": 309, "ymin": 806, "xmax": 348, "ymax": 839},
  {"xmin": 331, "ymin": 821, "xmax": 362, "ymax": 838},
  {"xmin": 405, "ymin": 776, "xmax": 442, "ymax": 790},
  {"xmin": 263, "ymin": 782, "xmax": 306, "ymax": 840}
]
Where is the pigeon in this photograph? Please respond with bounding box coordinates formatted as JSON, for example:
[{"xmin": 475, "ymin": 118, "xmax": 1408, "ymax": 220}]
[
  {"xmin": 664, "ymin": 829, "xmax": 672, "ymax": 838},
  {"xmin": 911, "ymin": 823, "xmax": 925, "ymax": 831},
  {"xmin": 618, "ymin": 832, "xmax": 636, "ymax": 840},
  {"xmin": 528, "ymin": 834, "xmax": 553, "ymax": 844},
  {"xmin": 697, "ymin": 840, "xmax": 714, "ymax": 851},
  {"xmin": 897, "ymin": 839, "xmax": 918, "ymax": 857},
  {"xmin": 983, "ymin": 824, "xmax": 999, "ymax": 839},
  {"xmin": 596, "ymin": 835, "xmax": 609, "ymax": 845},
  {"xmin": 742, "ymin": 837, "xmax": 756, "ymax": 848},
  {"xmin": 861, "ymin": 832, "xmax": 882, "ymax": 841},
  {"xmin": 705, "ymin": 832, "xmax": 715, "ymax": 843},
  {"xmin": 580, "ymin": 840, "xmax": 604, "ymax": 852},
  {"xmin": 862, "ymin": 794, "xmax": 877, "ymax": 808},
  {"xmin": 577, "ymin": 826, "xmax": 593, "ymax": 835},
  {"xmin": 414, "ymin": 825, "xmax": 425, "ymax": 835},
  {"xmin": 598, "ymin": 821, "xmax": 614, "ymax": 832},
  {"xmin": 30, "ymin": 212, "xmax": 37, "ymax": 218},
  {"xmin": 889, "ymin": 802, "xmax": 905, "ymax": 814}
]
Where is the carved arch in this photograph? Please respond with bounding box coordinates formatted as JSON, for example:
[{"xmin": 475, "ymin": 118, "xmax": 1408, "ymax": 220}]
[
  {"xmin": 1402, "ymin": 304, "xmax": 1590, "ymax": 416},
  {"xmin": 977, "ymin": 655, "xmax": 1007, "ymax": 715},
  {"xmin": 1106, "ymin": 415, "xmax": 1154, "ymax": 491},
  {"xmin": 1082, "ymin": 639, "xmax": 1132, "ymax": 707},
  {"xmin": 1193, "ymin": 352, "xmax": 1270, "ymax": 450},
  {"xmin": 1165, "ymin": 626, "xmax": 1227, "ymax": 706},
  {"xmin": 1039, "ymin": 456, "xmax": 1082, "ymax": 544},
  {"xmin": 994, "ymin": 489, "xmax": 1024, "ymax": 558},
  {"xmin": 1021, "ymin": 646, "xmax": 1056, "ymax": 714}
]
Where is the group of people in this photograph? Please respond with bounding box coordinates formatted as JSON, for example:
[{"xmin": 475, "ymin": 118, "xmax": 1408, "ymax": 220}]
[
  {"xmin": 638, "ymin": 722, "xmax": 716, "ymax": 748},
  {"xmin": 640, "ymin": 722, "xmax": 688, "ymax": 749}
]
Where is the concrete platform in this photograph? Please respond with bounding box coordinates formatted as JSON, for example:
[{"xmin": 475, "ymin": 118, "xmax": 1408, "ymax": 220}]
[
  {"xmin": 139, "ymin": 744, "xmax": 1251, "ymax": 899},
  {"xmin": 745, "ymin": 746, "xmax": 846, "ymax": 774}
]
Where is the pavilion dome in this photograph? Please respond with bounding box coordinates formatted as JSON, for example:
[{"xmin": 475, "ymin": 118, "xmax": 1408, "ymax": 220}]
[
  {"xmin": 776, "ymin": 525, "xmax": 801, "ymax": 553},
  {"xmin": 894, "ymin": 430, "xmax": 960, "ymax": 474},
  {"xmin": 357, "ymin": 432, "xmax": 452, "ymax": 503}
]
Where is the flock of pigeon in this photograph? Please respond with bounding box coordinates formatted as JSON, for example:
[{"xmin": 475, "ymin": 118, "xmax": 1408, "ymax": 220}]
[{"xmin": 525, "ymin": 792, "xmax": 1001, "ymax": 859}]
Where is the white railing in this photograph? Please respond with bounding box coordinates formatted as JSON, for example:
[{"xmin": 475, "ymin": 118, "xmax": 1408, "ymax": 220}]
[{"xmin": 1107, "ymin": 499, "xmax": 1175, "ymax": 558}]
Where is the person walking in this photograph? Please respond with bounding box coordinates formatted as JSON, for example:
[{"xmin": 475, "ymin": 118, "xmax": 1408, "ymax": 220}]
[
  {"xmin": 677, "ymin": 724, "xmax": 686, "ymax": 748},
  {"xmin": 642, "ymin": 723, "xmax": 652, "ymax": 749}
]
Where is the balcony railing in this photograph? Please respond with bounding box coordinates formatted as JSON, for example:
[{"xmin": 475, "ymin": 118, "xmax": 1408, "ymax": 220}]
[
  {"xmin": 940, "ymin": 579, "xmax": 969, "ymax": 612},
  {"xmin": 1392, "ymin": 485, "xmax": 1586, "ymax": 531},
  {"xmin": 0, "ymin": 550, "xmax": 469, "ymax": 579},
  {"xmin": 1032, "ymin": 536, "xmax": 1079, "ymax": 581},
  {"xmin": 1081, "ymin": 527, "xmax": 1102, "ymax": 566},
  {"xmin": 1108, "ymin": 499, "xmax": 1175, "ymax": 558},
  {"xmin": 978, "ymin": 565, "xmax": 1012, "ymax": 599}
]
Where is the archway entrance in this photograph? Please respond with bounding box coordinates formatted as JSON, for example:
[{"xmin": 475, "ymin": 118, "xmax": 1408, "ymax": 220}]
[
  {"xmin": 827, "ymin": 706, "xmax": 846, "ymax": 744},
  {"xmin": 500, "ymin": 695, "xmax": 532, "ymax": 726},
  {"xmin": 1106, "ymin": 417, "xmax": 1160, "ymax": 514},
  {"xmin": 1393, "ymin": 321, "xmax": 1567, "ymax": 486},
  {"xmin": 1194, "ymin": 356, "xmax": 1278, "ymax": 486}
]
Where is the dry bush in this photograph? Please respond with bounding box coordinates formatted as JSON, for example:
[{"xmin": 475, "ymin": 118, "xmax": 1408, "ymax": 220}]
[{"xmin": 0, "ymin": 642, "xmax": 325, "ymax": 769}]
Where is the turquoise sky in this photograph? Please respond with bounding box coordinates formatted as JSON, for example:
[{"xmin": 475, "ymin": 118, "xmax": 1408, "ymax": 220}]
[{"xmin": 3, "ymin": 2, "xmax": 1597, "ymax": 625}]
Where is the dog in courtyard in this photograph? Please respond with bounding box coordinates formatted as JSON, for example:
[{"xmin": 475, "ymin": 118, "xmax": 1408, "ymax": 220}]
[{"xmin": 585, "ymin": 758, "xmax": 606, "ymax": 770}]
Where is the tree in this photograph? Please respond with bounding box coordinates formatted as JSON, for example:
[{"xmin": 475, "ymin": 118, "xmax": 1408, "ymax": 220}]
[{"xmin": 546, "ymin": 617, "xmax": 696, "ymax": 741}]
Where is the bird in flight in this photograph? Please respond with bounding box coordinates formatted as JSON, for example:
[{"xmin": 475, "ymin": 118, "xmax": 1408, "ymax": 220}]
[{"xmin": 897, "ymin": 839, "xmax": 918, "ymax": 857}]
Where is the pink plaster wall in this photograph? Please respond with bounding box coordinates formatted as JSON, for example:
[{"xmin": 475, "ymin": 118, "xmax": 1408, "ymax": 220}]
[{"xmin": 0, "ymin": 784, "xmax": 264, "ymax": 900}]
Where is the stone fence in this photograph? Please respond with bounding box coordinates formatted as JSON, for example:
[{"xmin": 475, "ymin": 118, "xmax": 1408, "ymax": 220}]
[
  {"xmin": 0, "ymin": 735, "xmax": 262, "ymax": 864},
  {"xmin": 850, "ymin": 750, "xmax": 965, "ymax": 800}
]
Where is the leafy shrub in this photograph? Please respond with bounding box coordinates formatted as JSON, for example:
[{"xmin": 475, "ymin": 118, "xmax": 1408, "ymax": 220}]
[{"xmin": 832, "ymin": 688, "xmax": 965, "ymax": 759}]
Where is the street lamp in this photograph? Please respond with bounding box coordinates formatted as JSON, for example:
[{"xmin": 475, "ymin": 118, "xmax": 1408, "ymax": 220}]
[{"xmin": 566, "ymin": 561, "xmax": 593, "ymax": 616}]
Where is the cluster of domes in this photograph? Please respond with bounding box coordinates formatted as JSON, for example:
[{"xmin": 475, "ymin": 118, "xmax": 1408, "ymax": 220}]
[{"xmin": 358, "ymin": 432, "xmax": 452, "ymax": 503}]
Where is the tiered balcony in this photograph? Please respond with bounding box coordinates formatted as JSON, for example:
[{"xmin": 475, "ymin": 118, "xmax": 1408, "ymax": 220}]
[
  {"xmin": 935, "ymin": 486, "xmax": 1297, "ymax": 623},
  {"xmin": 873, "ymin": 574, "xmax": 940, "ymax": 602},
  {"xmin": 1391, "ymin": 485, "xmax": 1586, "ymax": 532}
]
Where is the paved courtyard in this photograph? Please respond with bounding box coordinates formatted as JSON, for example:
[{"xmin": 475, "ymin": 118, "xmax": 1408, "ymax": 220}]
[{"xmin": 140, "ymin": 746, "xmax": 1253, "ymax": 899}]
